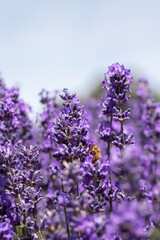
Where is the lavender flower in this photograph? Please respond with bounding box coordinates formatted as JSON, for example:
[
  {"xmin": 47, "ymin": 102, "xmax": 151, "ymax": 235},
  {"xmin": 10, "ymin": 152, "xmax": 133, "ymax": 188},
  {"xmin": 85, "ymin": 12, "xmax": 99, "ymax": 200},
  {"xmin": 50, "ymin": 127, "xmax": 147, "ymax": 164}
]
[
  {"xmin": 106, "ymin": 200, "xmax": 151, "ymax": 240},
  {"xmin": 0, "ymin": 219, "xmax": 15, "ymax": 240},
  {"xmin": 51, "ymin": 89, "xmax": 90, "ymax": 163},
  {"xmin": 1, "ymin": 63, "xmax": 160, "ymax": 240},
  {"xmin": 98, "ymin": 63, "xmax": 133, "ymax": 143},
  {"xmin": 102, "ymin": 63, "xmax": 133, "ymax": 116},
  {"xmin": 97, "ymin": 63, "xmax": 134, "ymax": 213}
]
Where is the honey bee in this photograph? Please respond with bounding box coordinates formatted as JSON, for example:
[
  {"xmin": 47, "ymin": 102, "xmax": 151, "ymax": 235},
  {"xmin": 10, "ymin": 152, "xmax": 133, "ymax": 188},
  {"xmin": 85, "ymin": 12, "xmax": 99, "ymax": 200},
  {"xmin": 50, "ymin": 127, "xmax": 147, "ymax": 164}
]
[{"xmin": 90, "ymin": 144, "xmax": 101, "ymax": 163}]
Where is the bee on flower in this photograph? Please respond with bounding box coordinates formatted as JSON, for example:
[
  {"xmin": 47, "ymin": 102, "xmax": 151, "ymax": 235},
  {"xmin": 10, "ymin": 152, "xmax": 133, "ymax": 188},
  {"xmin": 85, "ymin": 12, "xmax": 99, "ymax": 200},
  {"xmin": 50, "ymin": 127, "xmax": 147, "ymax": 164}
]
[{"xmin": 90, "ymin": 144, "xmax": 101, "ymax": 163}]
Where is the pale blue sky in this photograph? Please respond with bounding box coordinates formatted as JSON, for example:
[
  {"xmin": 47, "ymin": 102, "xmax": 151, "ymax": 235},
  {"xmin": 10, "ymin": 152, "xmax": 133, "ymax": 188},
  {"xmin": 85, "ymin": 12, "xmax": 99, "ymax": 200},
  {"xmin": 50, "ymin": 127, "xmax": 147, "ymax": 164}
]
[{"xmin": 0, "ymin": 0, "xmax": 160, "ymax": 111}]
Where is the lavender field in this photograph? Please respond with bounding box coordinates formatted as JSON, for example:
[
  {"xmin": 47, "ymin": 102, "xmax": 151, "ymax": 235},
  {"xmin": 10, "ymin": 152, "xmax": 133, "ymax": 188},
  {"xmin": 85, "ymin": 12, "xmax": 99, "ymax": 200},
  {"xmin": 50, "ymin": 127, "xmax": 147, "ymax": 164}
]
[{"xmin": 1, "ymin": 63, "xmax": 160, "ymax": 239}]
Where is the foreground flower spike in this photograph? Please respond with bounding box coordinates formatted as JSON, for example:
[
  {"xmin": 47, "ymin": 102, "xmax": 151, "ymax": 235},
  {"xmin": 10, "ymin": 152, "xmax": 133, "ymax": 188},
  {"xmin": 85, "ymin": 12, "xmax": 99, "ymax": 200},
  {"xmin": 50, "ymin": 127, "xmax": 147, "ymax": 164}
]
[
  {"xmin": 51, "ymin": 88, "xmax": 90, "ymax": 163},
  {"xmin": 4, "ymin": 145, "xmax": 43, "ymax": 239},
  {"xmin": 82, "ymin": 156, "xmax": 110, "ymax": 207},
  {"xmin": 99, "ymin": 62, "xmax": 134, "ymax": 150},
  {"xmin": 97, "ymin": 63, "xmax": 134, "ymax": 213},
  {"xmin": 49, "ymin": 89, "xmax": 92, "ymax": 239},
  {"xmin": 102, "ymin": 63, "xmax": 133, "ymax": 116}
]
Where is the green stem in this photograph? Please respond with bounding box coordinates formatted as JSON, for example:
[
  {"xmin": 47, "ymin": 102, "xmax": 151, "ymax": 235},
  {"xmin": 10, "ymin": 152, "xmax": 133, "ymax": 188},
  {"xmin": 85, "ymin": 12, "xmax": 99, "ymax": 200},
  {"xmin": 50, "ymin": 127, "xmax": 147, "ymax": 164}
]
[
  {"xmin": 76, "ymin": 183, "xmax": 79, "ymax": 197},
  {"xmin": 121, "ymin": 121, "xmax": 123, "ymax": 134},
  {"xmin": 76, "ymin": 232, "xmax": 80, "ymax": 240},
  {"xmin": 121, "ymin": 120, "xmax": 124, "ymax": 153},
  {"xmin": 108, "ymin": 142, "xmax": 111, "ymax": 181},
  {"xmin": 17, "ymin": 194, "xmax": 24, "ymax": 237},
  {"xmin": 61, "ymin": 181, "xmax": 71, "ymax": 238},
  {"xmin": 14, "ymin": 226, "xmax": 20, "ymax": 239},
  {"xmin": 108, "ymin": 116, "xmax": 113, "ymax": 213},
  {"xmin": 34, "ymin": 204, "xmax": 43, "ymax": 240},
  {"xmin": 109, "ymin": 200, "xmax": 113, "ymax": 212},
  {"xmin": 23, "ymin": 213, "xmax": 28, "ymax": 238}
]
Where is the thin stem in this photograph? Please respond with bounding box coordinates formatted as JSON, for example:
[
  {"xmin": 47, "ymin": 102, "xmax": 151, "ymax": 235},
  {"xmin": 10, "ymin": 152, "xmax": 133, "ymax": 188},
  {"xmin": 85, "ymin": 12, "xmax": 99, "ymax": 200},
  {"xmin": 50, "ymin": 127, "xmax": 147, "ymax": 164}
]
[
  {"xmin": 34, "ymin": 204, "xmax": 43, "ymax": 240},
  {"xmin": 76, "ymin": 183, "xmax": 79, "ymax": 197},
  {"xmin": 61, "ymin": 181, "xmax": 71, "ymax": 238},
  {"xmin": 108, "ymin": 142, "xmax": 111, "ymax": 181},
  {"xmin": 108, "ymin": 116, "xmax": 113, "ymax": 165},
  {"xmin": 110, "ymin": 115, "xmax": 113, "ymax": 128},
  {"xmin": 14, "ymin": 226, "xmax": 20, "ymax": 239},
  {"xmin": 109, "ymin": 201, "xmax": 113, "ymax": 212},
  {"xmin": 23, "ymin": 213, "xmax": 28, "ymax": 238},
  {"xmin": 17, "ymin": 194, "xmax": 24, "ymax": 237},
  {"xmin": 121, "ymin": 120, "xmax": 124, "ymax": 134},
  {"xmin": 121, "ymin": 120, "xmax": 124, "ymax": 155},
  {"xmin": 76, "ymin": 232, "xmax": 80, "ymax": 240},
  {"xmin": 108, "ymin": 116, "xmax": 113, "ymax": 213}
]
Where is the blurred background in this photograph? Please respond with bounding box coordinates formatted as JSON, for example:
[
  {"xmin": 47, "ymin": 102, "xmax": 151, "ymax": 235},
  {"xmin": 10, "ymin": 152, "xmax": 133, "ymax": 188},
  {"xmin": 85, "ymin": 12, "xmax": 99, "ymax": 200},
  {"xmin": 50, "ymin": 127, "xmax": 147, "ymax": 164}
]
[{"xmin": 0, "ymin": 0, "xmax": 160, "ymax": 111}]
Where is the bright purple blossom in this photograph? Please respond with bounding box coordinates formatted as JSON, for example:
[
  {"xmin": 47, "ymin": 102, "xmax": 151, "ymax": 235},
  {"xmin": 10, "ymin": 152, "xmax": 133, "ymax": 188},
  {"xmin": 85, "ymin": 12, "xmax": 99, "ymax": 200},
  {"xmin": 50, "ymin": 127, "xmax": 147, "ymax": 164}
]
[{"xmin": 1, "ymin": 63, "xmax": 160, "ymax": 239}]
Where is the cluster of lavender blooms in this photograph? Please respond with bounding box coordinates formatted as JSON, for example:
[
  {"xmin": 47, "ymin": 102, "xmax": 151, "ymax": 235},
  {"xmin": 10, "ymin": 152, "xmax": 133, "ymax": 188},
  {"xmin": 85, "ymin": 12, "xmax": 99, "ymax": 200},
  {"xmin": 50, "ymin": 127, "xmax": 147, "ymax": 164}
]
[{"xmin": 1, "ymin": 63, "xmax": 160, "ymax": 240}]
